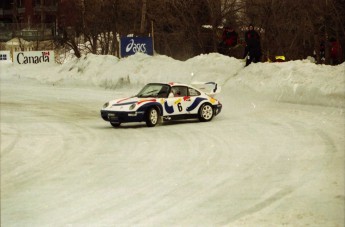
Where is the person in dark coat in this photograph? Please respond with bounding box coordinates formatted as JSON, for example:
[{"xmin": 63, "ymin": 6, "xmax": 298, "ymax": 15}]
[
  {"xmin": 319, "ymin": 38, "xmax": 326, "ymax": 62},
  {"xmin": 244, "ymin": 24, "xmax": 261, "ymax": 66}
]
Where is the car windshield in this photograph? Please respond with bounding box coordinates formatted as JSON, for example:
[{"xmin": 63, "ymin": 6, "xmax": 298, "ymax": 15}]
[{"xmin": 136, "ymin": 84, "xmax": 171, "ymax": 98}]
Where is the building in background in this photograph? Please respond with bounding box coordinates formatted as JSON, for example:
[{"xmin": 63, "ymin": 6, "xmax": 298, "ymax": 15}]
[{"xmin": 0, "ymin": 0, "xmax": 60, "ymax": 42}]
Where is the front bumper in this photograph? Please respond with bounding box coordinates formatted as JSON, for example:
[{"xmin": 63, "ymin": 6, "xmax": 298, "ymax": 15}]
[
  {"xmin": 214, "ymin": 104, "xmax": 222, "ymax": 116},
  {"xmin": 101, "ymin": 110, "xmax": 145, "ymax": 123}
]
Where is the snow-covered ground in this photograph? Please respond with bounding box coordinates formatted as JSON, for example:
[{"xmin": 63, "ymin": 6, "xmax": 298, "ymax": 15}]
[{"xmin": 1, "ymin": 53, "xmax": 344, "ymax": 226}]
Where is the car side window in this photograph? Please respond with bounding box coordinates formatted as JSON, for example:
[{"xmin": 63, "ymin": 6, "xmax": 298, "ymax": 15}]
[
  {"xmin": 171, "ymin": 86, "xmax": 188, "ymax": 97},
  {"xmin": 171, "ymin": 87, "xmax": 178, "ymax": 97},
  {"xmin": 179, "ymin": 87, "xmax": 188, "ymax": 96},
  {"xmin": 188, "ymin": 87, "xmax": 201, "ymax": 96}
]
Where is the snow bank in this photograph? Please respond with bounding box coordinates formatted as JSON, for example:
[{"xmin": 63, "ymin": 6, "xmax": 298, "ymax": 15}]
[
  {"xmin": 232, "ymin": 61, "xmax": 345, "ymax": 107},
  {"xmin": 1, "ymin": 53, "xmax": 344, "ymax": 107}
]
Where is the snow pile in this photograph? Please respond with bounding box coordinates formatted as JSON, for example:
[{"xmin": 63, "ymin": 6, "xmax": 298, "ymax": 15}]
[
  {"xmin": 1, "ymin": 53, "xmax": 344, "ymax": 107},
  {"xmin": 234, "ymin": 60, "xmax": 345, "ymax": 107}
]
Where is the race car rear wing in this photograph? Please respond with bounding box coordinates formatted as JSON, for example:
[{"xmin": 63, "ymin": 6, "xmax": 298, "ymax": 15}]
[{"xmin": 191, "ymin": 82, "xmax": 221, "ymax": 97}]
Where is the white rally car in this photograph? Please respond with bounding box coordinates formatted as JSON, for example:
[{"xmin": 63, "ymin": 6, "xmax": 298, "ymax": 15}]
[{"xmin": 100, "ymin": 82, "xmax": 222, "ymax": 127}]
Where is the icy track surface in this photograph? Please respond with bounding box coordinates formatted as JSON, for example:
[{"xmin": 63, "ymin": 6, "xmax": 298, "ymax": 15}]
[{"xmin": 1, "ymin": 78, "xmax": 344, "ymax": 226}]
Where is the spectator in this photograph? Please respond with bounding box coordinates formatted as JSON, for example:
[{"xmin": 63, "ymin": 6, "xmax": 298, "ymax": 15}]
[
  {"xmin": 244, "ymin": 24, "xmax": 261, "ymax": 66},
  {"xmin": 319, "ymin": 38, "xmax": 326, "ymax": 62},
  {"xmin": 218, "ymin": 26, "xmax": 238, "ymax": 55},
  {"xmin": 222, "ymin": 26, "xmax": 238, "ymax": 47},
  {"xmin": 329, "ymin": 37, "xmax": 342, "ymax": 65}
]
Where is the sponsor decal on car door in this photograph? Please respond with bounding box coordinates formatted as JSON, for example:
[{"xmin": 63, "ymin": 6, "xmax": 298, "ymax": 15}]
[{"xmin": 164, "ymin": 95, "xmax": 198, "ymax": 116}]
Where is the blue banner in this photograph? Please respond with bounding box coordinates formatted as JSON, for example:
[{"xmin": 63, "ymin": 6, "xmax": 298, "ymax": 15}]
[{"xmin": 120, "ymin": 37, "xmax": 153, "ymax": 57}]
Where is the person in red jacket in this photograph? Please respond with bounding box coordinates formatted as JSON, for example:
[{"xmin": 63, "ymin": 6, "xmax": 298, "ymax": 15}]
[
  {"xmin": 222, "ymin": 26, "xmax": 238, "ymax": 47},
  {"xmin": 218, "ymin": 26, "xmax": 238, "ymax": 55},
  {"xmin": 329, "ymin": 37, "xmax": 342, "ymax": 65}
]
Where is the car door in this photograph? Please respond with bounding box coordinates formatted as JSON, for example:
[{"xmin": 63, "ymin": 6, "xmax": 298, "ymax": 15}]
[{"xmin": 163, "ymin": 86, "xmax": 196, "ymax": 116}]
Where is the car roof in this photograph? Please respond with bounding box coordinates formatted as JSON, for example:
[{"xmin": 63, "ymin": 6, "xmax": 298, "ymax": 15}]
[
  {"xmin": 145, "ymin": 82, "xmax": 205, "ymax": 95},
  {"xmin": 146, "ymin": 82, "xmax": 190, "ymax": 87}
]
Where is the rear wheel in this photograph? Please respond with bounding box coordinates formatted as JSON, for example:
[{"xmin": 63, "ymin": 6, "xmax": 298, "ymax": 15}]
[
  {"xmin": 146, "ymin": 107, "xmax": 159, "ymax": 127},
  {"xmin": 110, "ymin": 122, "xmax": 121, "ymax": 127},
  {"xmin": 198, "ymin": 103, "xmax": 214, "ymax": 122}
]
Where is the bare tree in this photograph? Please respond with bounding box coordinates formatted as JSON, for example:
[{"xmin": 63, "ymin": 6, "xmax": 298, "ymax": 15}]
[
  {"xmin": 55, "ymin": 0, "xmax": 344, "ymax": 62},
  {"xmin": 242, "ymin": 0, "xmax": 344, "ymax": 63},
  {"xmin": 56, "ymin": 0, "xmax": 83, "ymax": 58}
]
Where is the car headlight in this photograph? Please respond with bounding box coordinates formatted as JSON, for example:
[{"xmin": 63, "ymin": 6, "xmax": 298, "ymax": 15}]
[
  {"xmin": 103, "ymin": 102, "xmax": 109, "ymax": 108},
  {"xmin": 129, "ymin": 103, "xmax": 136, "ymax": 110}
]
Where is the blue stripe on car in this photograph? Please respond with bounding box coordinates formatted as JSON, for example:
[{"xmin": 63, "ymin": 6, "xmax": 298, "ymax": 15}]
[
  {"xmin": 164, "ymin": 101, "xmax": 174, "ymax": 114},
  {"xmin": 137, "ymin": 102, "xmax": 164, "ymax": 115},
  {"xmin": 186, "ymin": 97, "xmax": 207, "ymax": 111}
]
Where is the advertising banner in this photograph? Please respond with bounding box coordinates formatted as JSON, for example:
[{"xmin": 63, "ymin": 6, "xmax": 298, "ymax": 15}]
[
  {"xmin": 13, "ymin": 51, "xmax": 55, "ymax": 64},
  {"xmin": 120, "ymin": 37, "xmax": 153, "ymax": 58},
  {"xmin": 0, "ymin": 51, "xmax": 11, "ymax": 63}
]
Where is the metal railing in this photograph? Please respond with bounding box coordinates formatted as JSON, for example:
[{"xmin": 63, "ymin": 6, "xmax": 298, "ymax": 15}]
[
  {"xmin": 0, "ymin": 23, "xmax": 56, "ymax": 41},
  {"xmin": 34, "ymin": 5, "xmax": 58, "ymax": 13}
]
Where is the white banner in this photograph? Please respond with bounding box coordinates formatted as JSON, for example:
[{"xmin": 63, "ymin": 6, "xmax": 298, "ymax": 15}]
[{"xmin": 13, "ymin": 51, "xmax": 55, "ymax": 64}]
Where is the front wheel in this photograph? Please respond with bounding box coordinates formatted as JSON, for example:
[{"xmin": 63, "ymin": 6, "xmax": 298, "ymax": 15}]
[
  {"xmin": 146, "ymin": 107, "xmax": 159, "ymax": 127},
  {"xmin": 198, "ymin": 103, "xmax": 214, "ymax": 122},
  {"xmin": 110, "ymin": 122, "xmax": 121, "ymax": 127}
]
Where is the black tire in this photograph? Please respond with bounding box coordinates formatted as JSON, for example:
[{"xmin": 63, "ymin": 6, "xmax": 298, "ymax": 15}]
[
  {"xmin": 110, "ymin": 122, "xmax": 121, "ymax": 127},
  {"xmin": 198, "ymin": 103, "xmax": 214, "ymax": 122},
  {"xmin": 146, "ymin": 107, "xmax": 159, "ymax": 127}
]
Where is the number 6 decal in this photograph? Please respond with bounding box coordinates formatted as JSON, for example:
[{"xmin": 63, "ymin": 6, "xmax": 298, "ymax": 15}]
[{"xmin": 177, "ymin": 103, "xmax": 183, "ymax": 112}]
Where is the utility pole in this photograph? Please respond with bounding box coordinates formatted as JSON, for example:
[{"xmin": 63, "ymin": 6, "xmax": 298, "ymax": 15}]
[
  {"xmin": 140, "ymin": 0, "xmax": 147, "ymax": 35},
  {"xmin": 324, "ymin": 0, "xmax": 330, "ymax": 64}
]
